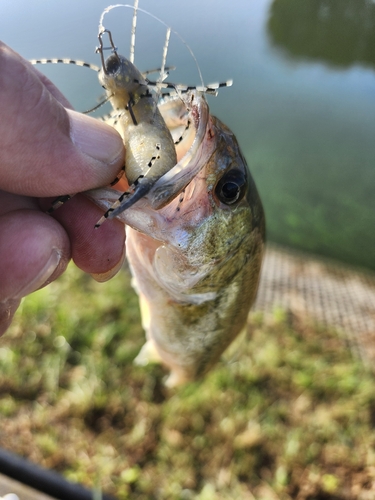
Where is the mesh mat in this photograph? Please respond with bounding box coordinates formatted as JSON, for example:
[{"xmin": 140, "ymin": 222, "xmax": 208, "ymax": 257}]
[{"xmin": 254, "ymin": 245, "xmax": 375, "ymax": 365}]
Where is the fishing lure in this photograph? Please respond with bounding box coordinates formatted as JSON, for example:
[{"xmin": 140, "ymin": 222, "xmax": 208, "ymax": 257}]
[
  {"xmin": 31, "ymin": 2, "xmax": 232, "ymax": 224},
  {"xmin": 92, "ymin": 28, "xmax": 178, "ymax": 225}
]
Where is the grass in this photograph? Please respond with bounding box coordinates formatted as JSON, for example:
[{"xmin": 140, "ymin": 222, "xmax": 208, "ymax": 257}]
[{"xmin": 1, "ymin": 263, "xmax": 375, "ymax": 499}]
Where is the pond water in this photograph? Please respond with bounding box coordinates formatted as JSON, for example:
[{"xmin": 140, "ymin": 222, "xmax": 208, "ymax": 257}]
[{"xmin": 2, "ymin": 0, "xmax": 375, "ymax": 271}]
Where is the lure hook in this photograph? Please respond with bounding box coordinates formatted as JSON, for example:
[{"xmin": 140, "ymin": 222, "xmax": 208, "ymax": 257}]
[{"xmin": 96, "ymin": 29, "xmax": 120, "ymax": 74}]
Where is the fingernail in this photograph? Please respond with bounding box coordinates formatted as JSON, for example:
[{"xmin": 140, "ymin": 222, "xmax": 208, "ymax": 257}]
[
  {"xmin": 91, "ymin": 246, "xmax": 126, "ymax": 283},
  {"xmin": 12, "ymin": 249, "xmax": 62, "ymax": 299},
  {"xmin": 68, "ymin": 109, "xmax": 124, "ymax": 164}
]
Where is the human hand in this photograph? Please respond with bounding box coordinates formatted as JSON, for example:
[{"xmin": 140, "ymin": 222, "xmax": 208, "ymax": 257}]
[{"xmin": 0, "ymin": 42, "xmax": 126, "ymax": 335}]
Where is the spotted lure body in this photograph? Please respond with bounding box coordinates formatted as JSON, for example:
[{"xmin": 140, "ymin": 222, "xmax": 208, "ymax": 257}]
[{"xmin": 94, "ymin": 30, "xmax": 178, "ymax": 225}]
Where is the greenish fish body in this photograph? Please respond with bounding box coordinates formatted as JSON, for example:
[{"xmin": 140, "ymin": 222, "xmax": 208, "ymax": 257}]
[{"xmin": 87, "ymin": 92, "xmax": 265, "ymax": 386}]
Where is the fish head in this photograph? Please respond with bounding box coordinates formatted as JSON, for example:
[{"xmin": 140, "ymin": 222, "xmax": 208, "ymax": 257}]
[{"xmin": 154, "ymin": 114, "xmax": 265, "ymax": 279}]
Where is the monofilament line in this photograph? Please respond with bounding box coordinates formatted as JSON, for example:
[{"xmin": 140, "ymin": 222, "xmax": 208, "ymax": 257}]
[{"xmin": 98, "ymin": 3, "xmax": 206, "ymax": 88}]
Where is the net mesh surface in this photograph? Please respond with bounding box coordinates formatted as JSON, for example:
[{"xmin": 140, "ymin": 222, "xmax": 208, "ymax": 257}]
[{"xmin": 254, "ymin": 245, "xmax": 375, "ymax": 365}]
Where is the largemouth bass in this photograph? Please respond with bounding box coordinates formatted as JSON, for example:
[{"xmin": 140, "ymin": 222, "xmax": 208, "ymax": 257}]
[
  {"xmin": 88, "ymin": 89, "xmax": 265, "ymax": 387},
  {"xmin": 31, "ymin": 4, "xmax": 265, "ymax": 386}
]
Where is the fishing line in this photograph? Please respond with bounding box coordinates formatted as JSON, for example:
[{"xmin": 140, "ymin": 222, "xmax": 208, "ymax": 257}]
[{"xmin": 98, "ymin": 3, "xmax": 206, "ymax": 88}]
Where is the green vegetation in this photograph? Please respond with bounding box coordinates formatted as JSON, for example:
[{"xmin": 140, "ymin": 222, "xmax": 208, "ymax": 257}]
[{"xmin": 1, "ymin": 264, "xmax": 375, "ymax": 499}]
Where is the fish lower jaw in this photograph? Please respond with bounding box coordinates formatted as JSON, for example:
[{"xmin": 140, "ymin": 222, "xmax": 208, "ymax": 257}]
[
  {"xmin": 164, "ymin": 371, "xmax": 191, "ymax": 389},
  {"xmin": 134, "ymin": 339, "xmax": 193, "ymax": 388}
]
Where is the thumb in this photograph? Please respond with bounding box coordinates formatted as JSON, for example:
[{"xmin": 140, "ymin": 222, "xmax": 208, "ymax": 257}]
[{"xmin": 0, "ymin": 42, "xmax": 125, "ymax": 197}]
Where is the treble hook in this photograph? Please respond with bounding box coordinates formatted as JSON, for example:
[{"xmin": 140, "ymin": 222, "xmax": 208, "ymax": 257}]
[{"xmin": 96, "ymin": 29, "xmax": 120, "ymax": 74}]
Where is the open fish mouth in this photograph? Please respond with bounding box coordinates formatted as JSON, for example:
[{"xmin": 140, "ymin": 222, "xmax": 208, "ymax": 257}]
[
  {"xmin": 86, "ymin": 89, "xmax": 214, "ymax": 220},
  {"xmin": 146, "ymin": 91, "xmax": 213, "ymax": 209}
]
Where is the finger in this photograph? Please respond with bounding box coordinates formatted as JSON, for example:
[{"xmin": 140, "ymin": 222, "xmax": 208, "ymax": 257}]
[
  {"xmin": 0, "ymin": 189, "xmax": 38, "ymax": 214},
  {"xmin": 0, "ymin": 210, "xmax": 70, "ymax": 303},
  {"xmin": 40, "ymin": 195, "xmax": 126, "ymax": 279},
  {"xmin": 0, "ymin": 42, "xmax": 125, "ymax": 197},
  {"xmin": 0, "ymin": 209, "xmax": 71, "ymax": 336}
]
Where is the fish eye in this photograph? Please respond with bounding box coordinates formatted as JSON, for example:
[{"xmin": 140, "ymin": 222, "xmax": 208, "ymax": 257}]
[{"xmin": 215, "ymin": 169, "xmax": 247, "ymax": 205}]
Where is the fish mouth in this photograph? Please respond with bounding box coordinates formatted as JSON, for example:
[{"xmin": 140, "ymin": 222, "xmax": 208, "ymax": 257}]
[
  {"xmin": 86, "ymin": 90, "xmax": 214, "ymax": 223},
  {"xmin": 147, "ymin": 91, "xmax": 215, "ymax": 209}
]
